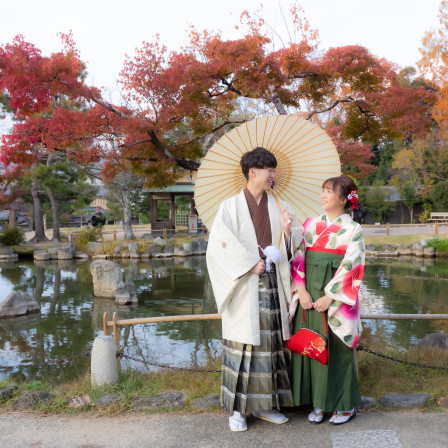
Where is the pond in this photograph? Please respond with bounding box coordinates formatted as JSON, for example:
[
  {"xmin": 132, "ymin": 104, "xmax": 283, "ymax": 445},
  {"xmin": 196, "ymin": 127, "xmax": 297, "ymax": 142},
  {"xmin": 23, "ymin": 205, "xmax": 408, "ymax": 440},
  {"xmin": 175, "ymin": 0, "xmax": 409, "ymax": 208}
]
[{"xmin": 0, "ymin": 256, "xmax": 447, "ymax": 381}]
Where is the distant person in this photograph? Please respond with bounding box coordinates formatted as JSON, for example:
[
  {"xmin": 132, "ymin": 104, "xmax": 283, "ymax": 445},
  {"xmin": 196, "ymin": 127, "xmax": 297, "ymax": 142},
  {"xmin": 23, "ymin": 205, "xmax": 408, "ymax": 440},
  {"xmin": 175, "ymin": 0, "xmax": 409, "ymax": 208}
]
[
  {"xmin": 352, "ymin": 203, "xmax": 366, "ymax": 224},
  {"xmin": 89, "ymin": 207, "xmax": 106, "ymax": 228}
]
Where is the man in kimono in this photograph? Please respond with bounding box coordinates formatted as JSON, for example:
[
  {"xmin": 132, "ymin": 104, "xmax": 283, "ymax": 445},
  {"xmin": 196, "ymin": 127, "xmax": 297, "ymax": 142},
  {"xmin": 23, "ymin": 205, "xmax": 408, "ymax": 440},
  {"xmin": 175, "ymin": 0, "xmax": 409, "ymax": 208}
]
[{"xmin": 206, "ymin": 147, "xmax": 304, "ymax": 432}]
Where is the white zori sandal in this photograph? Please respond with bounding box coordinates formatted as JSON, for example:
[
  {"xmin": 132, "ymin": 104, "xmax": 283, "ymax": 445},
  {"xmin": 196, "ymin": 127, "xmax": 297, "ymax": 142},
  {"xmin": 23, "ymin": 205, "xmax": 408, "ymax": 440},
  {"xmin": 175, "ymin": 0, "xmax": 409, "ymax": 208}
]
[
  {"xmin": 308, "ymin": 407, "xmax": 324, "ymax": 424},
  {"xmin": 329, "ymin": 408, "xmax": 356, "ymax": 425},
  {"xmin": 229, "ymin": 411, "xmax": 247, "ymax": 432},
  {"xmin": 252, "ymin": 410, "xmax": 289, "ymax": 424}
]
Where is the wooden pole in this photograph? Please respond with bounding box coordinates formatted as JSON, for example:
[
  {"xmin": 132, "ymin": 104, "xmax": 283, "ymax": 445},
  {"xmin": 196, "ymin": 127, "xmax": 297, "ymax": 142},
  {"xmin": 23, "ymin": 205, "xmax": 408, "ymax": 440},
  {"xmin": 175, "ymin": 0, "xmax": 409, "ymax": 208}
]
[
  {"xmin": 386, "ymin": 223, "xmax": 390, "ymax": 236},
  {"xmin": 163, "ymin": 227, "xmax": 167, "ymax": 239},
  {"xmin": 104, "ymin": 312, "xmax": 448, "ymax": 331},
  {"xmin": 359, "ymin": 313, "xmax": 448, "ymax": 320},
  {"xmin": 435, "ymin": 222, "xmax": 439, "ymax": 235},
  {"xmin": 103, "ymin": 312, "xmax": 110, "ymax": 335},
  {"xmin": 112, "ymin": 312, "xmax": 120, "ymax": 352}
]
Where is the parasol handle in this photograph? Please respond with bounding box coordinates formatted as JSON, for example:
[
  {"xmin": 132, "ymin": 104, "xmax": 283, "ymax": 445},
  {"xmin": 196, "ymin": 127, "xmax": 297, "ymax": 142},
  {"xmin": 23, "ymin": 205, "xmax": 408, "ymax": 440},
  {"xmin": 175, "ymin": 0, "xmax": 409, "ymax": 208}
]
[{"xmin": 270, "ymin": 192, "xmax": 291, "ymax": 224}]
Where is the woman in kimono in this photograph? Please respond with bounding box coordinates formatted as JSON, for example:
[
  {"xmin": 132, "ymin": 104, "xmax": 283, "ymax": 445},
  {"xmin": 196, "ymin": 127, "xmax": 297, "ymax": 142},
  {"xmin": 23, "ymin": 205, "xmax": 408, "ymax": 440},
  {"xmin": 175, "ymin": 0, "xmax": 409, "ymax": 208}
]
[{"xmin": 289, "ymin": 175, "xmax": 365, "ymax": 425}]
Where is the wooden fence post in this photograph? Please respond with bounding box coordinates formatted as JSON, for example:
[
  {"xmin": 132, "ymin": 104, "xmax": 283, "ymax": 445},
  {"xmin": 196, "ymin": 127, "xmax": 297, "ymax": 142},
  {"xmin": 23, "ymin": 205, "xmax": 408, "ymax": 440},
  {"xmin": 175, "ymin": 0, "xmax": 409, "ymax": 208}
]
[
  {"xmin": 386, "ymin": 223, "xmax": 390, "ymax": 236},
  {"xmin": 435, "ymin": 222, "xmax": 439, "ymax": 235},
  {"xmin": 112, "ymin": 312, "xmax": 120, "ymax": 352},
  {"xmin": 103, "ymin": 312, "xmax": 110, "ymax": 335}
]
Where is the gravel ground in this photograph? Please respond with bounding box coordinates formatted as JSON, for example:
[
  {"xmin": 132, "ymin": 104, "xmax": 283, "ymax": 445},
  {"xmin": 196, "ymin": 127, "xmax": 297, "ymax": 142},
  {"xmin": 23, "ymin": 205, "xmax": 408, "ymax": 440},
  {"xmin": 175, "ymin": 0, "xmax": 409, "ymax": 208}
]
[{"xmin": 0, "ymin": 409, "xmax": 447, "ymax": 448}]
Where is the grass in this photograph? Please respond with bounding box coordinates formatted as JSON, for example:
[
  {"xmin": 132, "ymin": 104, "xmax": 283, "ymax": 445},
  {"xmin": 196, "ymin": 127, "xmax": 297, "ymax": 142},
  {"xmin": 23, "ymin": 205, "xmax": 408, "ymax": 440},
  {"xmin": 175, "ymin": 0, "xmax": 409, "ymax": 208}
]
[
  {"xmin": 1, "ymin": 347, "xmax": 447, "ymax": 414},
  {"xmin": 365, "ymin": 234, "xmax": 448, "ymax": 247},
  {"xmin": 0, "ymin": 357, "xmax": 222, "ymax": 415},
  {"xmin": 358, "ymin": 346, "xmax": 448, "ymax": 402}
]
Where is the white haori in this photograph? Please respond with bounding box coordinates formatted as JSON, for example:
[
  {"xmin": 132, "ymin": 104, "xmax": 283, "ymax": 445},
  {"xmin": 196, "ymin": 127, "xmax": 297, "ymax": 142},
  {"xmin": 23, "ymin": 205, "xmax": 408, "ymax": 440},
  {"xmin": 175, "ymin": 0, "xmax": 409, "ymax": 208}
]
[{"xmin": 206, "ymin": 190, "xmax": 303, "ymax": 345}]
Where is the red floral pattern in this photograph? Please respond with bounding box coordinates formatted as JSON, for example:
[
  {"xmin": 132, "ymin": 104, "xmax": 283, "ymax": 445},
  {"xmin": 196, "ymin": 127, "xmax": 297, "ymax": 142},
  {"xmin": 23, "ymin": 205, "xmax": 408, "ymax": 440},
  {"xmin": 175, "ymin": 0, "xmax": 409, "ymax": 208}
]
[{"xmin": 342, "ymin": 264, "xmax": 364, "ymax": 302}]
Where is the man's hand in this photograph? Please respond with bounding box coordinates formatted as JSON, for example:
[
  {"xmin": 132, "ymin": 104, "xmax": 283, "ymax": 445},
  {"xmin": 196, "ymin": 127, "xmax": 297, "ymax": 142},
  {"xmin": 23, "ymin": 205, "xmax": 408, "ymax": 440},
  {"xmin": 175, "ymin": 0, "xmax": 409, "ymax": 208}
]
[
  {"xmin": 313, "ymin": 294, "xmax": 333, "ymax": 312},
  {"xmin": 280, "ymin": 209, "xmax": 294, "ymax": 239},
  {"xmin": 250, "ymin": 259, "xmax": 265, "ymax": 275}
]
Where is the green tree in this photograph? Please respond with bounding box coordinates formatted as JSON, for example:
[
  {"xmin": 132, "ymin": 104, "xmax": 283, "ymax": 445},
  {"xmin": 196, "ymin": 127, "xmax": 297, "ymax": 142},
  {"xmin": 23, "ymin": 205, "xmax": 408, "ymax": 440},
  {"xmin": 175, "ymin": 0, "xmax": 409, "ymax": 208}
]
[
  {"xmin": 19, "ymin": 160, "xmax": 96, "ymax": 240},
  {"xmin": 365, "ymin": 186, "xmax": 394, "ymax": 223},
  {"xmin": 430, "ymin": 180, "xmax": 448, "ymax": 210},
  {"xmin": 401, "ymin": 183, "xmax": 421, "ymax": 223}
]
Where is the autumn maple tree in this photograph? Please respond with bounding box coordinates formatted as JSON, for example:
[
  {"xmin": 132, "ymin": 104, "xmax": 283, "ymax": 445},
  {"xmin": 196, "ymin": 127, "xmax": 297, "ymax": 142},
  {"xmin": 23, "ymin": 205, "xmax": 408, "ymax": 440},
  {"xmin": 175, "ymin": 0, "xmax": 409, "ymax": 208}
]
[{"xmin": 0, "ymin": 1, "xmax": 441, "ymax": 239}]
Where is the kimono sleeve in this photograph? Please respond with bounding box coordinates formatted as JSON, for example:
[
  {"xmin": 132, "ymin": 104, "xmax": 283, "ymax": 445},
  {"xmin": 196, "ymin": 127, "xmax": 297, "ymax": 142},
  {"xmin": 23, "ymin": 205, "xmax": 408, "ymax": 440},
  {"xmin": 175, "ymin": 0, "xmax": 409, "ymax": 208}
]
[
  {"xmin": 206, "ymin": 202, "xmax": 260, "ymax": 314},
  {"xmin": 290, "ymin": 217, "xmax": 312, "ymax": 290},
  {"xmin": 288, "ymin": 218, "xmax": 309, "ymax": 320},
  {"xmin": 283, "ymin": 202, "xmax": 303, "ymax": 261},
  {"xmin": 324, "ymin": 224, "xmax": 365, "ymax": 305}
]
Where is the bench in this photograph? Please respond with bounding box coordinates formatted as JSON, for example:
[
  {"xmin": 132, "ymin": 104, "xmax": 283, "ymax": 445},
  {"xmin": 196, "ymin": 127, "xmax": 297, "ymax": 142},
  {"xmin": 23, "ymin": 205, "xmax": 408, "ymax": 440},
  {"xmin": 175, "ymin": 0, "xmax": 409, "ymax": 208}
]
[{"xmin": 428, "ymin": 212, "xmax": 448, "ymax": 222}]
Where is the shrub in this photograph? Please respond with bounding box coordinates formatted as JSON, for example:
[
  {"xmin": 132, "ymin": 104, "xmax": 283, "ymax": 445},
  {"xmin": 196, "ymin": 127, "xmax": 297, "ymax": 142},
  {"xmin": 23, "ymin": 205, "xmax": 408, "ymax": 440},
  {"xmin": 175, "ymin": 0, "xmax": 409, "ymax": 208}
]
[
  {"xmin": 419, "ymin": 208, "xmax": 431, "ymax": 223},
  {"xmin": 426, "ymin": 238, "xmax": 448, "ymax": 253},
  {"xmin": 72, "ymin": 227, "xmax": 101, "ymax": 250},
  {"xmin": 0, "ymin": 226, "xmax": 24, "ymax": 246}
]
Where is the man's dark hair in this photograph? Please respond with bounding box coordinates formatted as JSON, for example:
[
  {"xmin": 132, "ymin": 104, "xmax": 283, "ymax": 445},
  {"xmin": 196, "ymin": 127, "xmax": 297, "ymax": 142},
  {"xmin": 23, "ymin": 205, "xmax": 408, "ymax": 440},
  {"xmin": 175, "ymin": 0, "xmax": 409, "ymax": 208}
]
[{"xmin": 240, "ymin": 147, "xmax": 277, "ymax": 180}]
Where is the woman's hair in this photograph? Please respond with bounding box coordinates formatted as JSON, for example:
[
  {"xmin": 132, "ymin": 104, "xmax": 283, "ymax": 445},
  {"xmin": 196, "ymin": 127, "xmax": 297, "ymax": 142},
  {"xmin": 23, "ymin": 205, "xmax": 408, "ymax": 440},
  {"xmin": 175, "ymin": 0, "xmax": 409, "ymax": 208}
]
[
  {"xmin": 322, "ymin": 175, "xmax": 358, "ymax": 208},
  {"xmin": 240, "ymin": 147, "xmax": 277, "ymax": 180}
]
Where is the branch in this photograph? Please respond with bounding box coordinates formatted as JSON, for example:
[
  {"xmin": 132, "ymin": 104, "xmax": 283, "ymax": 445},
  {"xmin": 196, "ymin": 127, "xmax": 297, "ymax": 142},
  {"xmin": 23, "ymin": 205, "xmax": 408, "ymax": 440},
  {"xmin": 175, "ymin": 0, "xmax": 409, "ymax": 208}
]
[
  {"xmin": 148, "ymin": 130, "xmax": 200, "ymax": 170},
  {"xmin": 90, "ymin": 97, "xmax": 131, "ymax": 120},
  {"xmin": 90, "ymin": 95, "xmax": 202, "ymax": 171},
  {"xmin": 288, "ymin": 72, "xmax": 318, "ymax": 79},
  {"xmin": 174, "ymin": 120, "xmax": 246, "ymax": 147},
  {"xmin": 220, "ymin": 78, "xmax": 244, "ymax": 96},
  {"xmin": 306, "ymin": 96, "xmax": 355, "ymax": 120}
]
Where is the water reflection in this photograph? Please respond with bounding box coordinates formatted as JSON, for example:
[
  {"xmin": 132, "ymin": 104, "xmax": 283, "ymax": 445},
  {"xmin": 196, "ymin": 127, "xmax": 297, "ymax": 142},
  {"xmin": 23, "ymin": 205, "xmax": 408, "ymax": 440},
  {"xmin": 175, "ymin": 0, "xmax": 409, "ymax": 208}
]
[
  {"xmin": 0, "ymin": 256, "xmax": 447, "ymax": 381},
  {"xmin": 362, "ymin": 257, "xmax": 448, "ymax": 346}
]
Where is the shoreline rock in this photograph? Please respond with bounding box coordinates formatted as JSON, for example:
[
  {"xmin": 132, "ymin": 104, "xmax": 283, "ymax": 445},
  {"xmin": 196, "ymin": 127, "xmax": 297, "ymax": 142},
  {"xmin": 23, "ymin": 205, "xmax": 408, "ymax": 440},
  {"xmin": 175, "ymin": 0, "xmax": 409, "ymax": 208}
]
[
  {"xmin": 133, "ymin": 391, "xmax": 187, "ymax": 410},
  {"xmin": 378, "ymin": 393, "xmax": 432, "ymax": 409},
  {"xmin": 0, "ymin": 291, "xmax": 40, "ymax": 319}
]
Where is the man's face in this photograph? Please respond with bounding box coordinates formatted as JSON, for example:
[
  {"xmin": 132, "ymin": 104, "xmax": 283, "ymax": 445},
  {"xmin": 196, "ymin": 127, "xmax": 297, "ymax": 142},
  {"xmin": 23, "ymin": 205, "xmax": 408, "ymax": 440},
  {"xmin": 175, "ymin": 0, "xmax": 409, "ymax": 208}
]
[
  {"xmin": 96, "ymin": 207, "xmax": 100, "ymax": 213},
  {"xmin": 249, "ymin": 167, "xmax": 276, "ymax": 191}
]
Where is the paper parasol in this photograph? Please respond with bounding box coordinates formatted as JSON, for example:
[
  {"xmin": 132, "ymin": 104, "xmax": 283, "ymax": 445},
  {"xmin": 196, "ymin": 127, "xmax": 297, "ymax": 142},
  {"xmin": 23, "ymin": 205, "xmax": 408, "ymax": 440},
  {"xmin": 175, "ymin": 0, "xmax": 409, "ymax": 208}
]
[{"xmin": 193, "ymin": 115, "xmax": 341, "ymax": 228}]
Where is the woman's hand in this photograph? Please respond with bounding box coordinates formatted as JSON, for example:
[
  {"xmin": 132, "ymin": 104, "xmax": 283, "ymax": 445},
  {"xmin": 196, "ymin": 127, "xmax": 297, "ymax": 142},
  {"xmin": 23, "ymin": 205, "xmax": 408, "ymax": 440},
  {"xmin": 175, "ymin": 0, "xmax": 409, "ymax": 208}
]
[
  {"xmin": 296, "ymin": 284, "xmax": 313, "ymax": 310},
  {"xmin": 250, "ymin": 259, "xmax": 265, "ymax": 275},
  {"xmin": 280, "ymin": 209, "xmax": 294, "ymax": 239},
  {"xmin": 313, "ymin": 294, "xmax": 333, "ymax": 312}
]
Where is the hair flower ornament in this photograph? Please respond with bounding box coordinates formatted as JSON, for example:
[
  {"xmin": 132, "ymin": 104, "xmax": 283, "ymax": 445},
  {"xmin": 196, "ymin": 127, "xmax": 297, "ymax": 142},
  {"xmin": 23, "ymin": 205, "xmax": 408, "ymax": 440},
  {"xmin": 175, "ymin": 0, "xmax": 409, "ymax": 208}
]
[{"xmin": 347, "ymin": 189, "xmax": 358, "ymax": 209}]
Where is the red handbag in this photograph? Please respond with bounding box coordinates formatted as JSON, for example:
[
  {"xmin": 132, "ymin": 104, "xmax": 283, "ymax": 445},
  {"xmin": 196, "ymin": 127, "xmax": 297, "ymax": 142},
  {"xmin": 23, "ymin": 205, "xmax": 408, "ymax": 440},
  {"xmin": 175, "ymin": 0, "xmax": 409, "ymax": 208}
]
[{"xmin": 287, "ymin": 310, "xmax": 328, "ymax": 365}]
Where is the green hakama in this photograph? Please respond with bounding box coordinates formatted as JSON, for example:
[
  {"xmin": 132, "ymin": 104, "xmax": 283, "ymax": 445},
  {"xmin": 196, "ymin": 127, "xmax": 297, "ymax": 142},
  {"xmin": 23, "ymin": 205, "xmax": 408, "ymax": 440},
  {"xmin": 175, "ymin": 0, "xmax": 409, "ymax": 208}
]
[{"xmin": 291, "ymin": 250, "xmax": 361, "ymax": 412}]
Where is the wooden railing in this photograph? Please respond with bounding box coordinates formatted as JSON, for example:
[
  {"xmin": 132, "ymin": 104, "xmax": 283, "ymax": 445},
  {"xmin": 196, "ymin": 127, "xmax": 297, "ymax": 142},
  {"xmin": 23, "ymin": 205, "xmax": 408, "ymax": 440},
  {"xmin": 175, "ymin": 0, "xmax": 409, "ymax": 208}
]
[{"xmin": 103, "ymin": 312, "xmax": 448, "ymax": 351}]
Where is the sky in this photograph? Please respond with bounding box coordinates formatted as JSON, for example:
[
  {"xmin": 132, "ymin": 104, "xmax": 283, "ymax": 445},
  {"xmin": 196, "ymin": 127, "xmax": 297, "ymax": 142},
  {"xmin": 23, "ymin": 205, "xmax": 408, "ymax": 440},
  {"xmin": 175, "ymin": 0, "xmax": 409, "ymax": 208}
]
[{"xmin": 0, "ymin": 0, "xmax": 443, "ymax": 95}]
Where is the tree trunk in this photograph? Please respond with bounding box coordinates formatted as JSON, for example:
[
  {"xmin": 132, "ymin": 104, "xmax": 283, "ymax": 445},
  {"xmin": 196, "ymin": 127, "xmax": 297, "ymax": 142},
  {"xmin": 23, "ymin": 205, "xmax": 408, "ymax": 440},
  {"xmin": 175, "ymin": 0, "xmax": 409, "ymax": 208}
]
[
  {"xmin": 46, "ymin": 153, "xmax": 61, "ymax": 241},
  {"xmin": 270, "ymin": 89, "xmax": 287, "ymax": 115},
  {"xmin": 29, "ymin": 174, "xmax": 49, "ymax": 243},
  {"xmin": 47, "ymin": 188, "xmax": 61, "ymax": 241},
  {"xmin": 28, "ymin": 205, "xmax": 34, "ymax": 232},
  {"xmin": 122, "ymin": 189, "xmax": 135, "ymax": 240}
]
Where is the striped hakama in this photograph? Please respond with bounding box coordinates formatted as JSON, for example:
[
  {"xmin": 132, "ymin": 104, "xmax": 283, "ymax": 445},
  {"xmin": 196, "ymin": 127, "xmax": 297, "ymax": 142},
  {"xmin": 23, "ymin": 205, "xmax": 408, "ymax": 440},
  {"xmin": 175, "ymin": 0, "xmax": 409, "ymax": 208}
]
[{"xmin": 220, "ymin": 267, "xmax": 293, "ymax": 414}]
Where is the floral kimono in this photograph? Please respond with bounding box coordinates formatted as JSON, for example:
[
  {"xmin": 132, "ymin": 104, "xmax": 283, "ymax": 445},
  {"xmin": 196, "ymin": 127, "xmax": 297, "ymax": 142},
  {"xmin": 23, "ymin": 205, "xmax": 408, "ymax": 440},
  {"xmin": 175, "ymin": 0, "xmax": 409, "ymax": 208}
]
[{"xmin": 289, "ymin": 213, "xmax": 365, "ymax": 412}]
